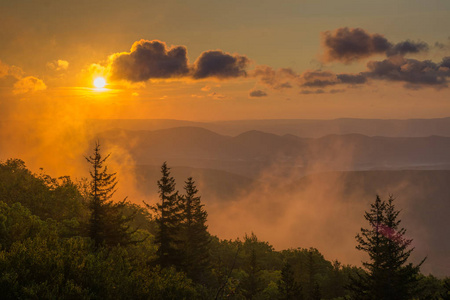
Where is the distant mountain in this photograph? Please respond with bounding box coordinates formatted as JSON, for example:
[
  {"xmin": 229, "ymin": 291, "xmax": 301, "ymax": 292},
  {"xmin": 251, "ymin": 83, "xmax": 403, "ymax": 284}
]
[
  {"xmin": 88, "ymin": 117, "xmax": 450, "ymax": 137},
  {"xmin": 99, "ymin": 127, "xmax": 450, "ymax": 178}
]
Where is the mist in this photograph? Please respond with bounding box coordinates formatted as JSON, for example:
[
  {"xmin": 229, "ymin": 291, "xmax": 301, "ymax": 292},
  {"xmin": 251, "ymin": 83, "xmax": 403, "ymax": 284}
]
[{"xmin": 1, "ymin": 112, "xmax": 449, "ymax": 277}]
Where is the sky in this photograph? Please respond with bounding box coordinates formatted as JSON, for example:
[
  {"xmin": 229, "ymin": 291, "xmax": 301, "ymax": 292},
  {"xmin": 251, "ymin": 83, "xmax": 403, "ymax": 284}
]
[{"xmin": 1, "ymin": 0, "xmax": 450, "ymax": 121}]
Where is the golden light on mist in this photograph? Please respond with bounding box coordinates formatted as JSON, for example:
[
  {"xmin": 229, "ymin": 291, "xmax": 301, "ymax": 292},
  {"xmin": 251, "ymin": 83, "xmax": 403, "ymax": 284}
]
[{"xmin": 93, "ymin": 77, "xmax": 107, "ymax": 89}]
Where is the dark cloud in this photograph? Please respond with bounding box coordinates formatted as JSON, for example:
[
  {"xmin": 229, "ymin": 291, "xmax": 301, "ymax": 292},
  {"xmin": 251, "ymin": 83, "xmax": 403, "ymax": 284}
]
[
  {"xmin": 301, "ymin": 70, "xmax": 367, "ymax": 87},
  {"xmin": 322, "ymin": 27, "xmax": 391, "ymax": 63},
  {"xmin": 301, "ymin": 70, "xmax": 338, "ymax": 87},
  {"xmin": 441, "ymin": 56, "xmax": 450, "ymax": 69},
  {"xmin": 249, "ymin": 89, "xmax": 268, "ymax": 97},
  {"xmin": 387, "ymin": 40, "xmax": 429, "ymax": 56},
  {"xmin": 365, "ymin": 56, "xmax": 450, "ymax": 88},
  {"xmin": 322, "ymin": 28, "xmax": 431, "ymax": 63},
  {"xmin": 109, "ymin": 39, "xmax": 189, "ymax": 82},
  {"xmin": 336, "ymin": 73, "xmax": 367, "ymax": 84},
  {"xmin": 192, "ymin": 50, "xmax": 249, "ymax": 79},
  {"xmin": 108, "ymin": 40, "xmax": 250, "ymax": 82}
]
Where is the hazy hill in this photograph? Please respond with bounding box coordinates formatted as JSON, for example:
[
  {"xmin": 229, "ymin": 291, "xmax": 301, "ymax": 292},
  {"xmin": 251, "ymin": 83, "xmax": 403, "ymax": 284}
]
[
  {"xmin": 99, "ymin": 127, "xmax": 450, "ymax": 178},
  {"xmin": 88, "ymin": 117, "xmax": 450, "ymax": 137}
]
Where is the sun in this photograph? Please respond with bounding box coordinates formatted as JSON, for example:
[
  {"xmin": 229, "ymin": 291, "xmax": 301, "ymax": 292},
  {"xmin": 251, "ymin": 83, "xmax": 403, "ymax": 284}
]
[{"xmin": 93, "ymin": 77, "xmax": 107, "ymax": 89}]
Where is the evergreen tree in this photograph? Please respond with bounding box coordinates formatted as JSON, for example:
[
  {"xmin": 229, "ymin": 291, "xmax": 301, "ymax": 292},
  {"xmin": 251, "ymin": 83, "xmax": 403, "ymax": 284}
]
[
  {"xmin": 240, "ymin": 233, "xmax": 265, "ymax": 299},
  {"xmin": 278, "ymin": 261, "xmax": 303, "ymax": 300},
  {"xmin": 350, "ymin": 195, "xmax": 423, "ymax": 300},
  {"xmin": 180, "ymin": 177, "xmax": 211, "ymax": 281},
  {"xmin": 152, "ymin": 162, "xmax": 182, "ymax": 269},
  {"xmin": 85, "ymin": 141, "xmax": 132, "ymax": 248},
  {"xmin": 307, "ymin": 250, "xmax": 321, "ymax": 300}
]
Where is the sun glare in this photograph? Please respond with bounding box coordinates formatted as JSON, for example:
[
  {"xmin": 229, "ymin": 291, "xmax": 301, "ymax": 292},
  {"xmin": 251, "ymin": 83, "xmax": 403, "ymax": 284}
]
[{"xmin": 93, "ymin": 77, "xmax": 106, "ymax": 89}]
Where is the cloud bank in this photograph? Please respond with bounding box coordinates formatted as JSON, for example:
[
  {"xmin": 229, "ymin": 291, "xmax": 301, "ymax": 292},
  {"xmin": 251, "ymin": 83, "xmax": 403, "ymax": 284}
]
[
  {"xmin": 100, "ymin": 31, "xmax": 450, "ymax": 93},
  {"xmin": 107, "ymin": 40, "xmax": 249, "ymax": 82},
  {"xmin": 365, "ymin": 56, "xmax": 450, "ymax": 88},
  {"xmin": 192, "ymin": 50, "xmax": 249, "ymax": 79}
]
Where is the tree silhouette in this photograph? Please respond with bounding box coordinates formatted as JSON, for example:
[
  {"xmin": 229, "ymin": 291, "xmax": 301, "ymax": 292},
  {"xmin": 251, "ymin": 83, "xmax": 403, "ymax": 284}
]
[
  {"xmin": 350, "ymin": 195, "xmax": 423, "ymax": 299},
  {"xmin": 85, "ymin": 141, "xmax": 132, "ymax": 248},
  {"xmin": 152, "ymin": 162, "xmax": 183, "ymax": 268},
  {"xmin": 180, "ymin": 176, "xmax": 210, "ymax": 281}
]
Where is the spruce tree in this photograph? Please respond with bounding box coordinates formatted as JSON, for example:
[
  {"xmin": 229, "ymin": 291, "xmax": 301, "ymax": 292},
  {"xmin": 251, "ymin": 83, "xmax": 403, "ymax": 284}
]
[
  {"xmin": 180, "ymin": 176, "xmax": 210, "ymax": 281},
  {"xmin": 350, "ymin": 195, "xmax": 423, "ymax": 300},
  {"xmin": 85, "ymin": 141, "xmax": 133, "ymax": 248},
  {"xmin": 153, "ymin": 162, "xmax": 182, "ymax": 268}
]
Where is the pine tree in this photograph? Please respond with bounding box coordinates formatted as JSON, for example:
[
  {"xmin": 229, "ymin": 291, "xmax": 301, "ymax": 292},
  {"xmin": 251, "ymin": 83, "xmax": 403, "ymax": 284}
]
[
  {"xmin": 350, "ymin": 195, "xmax": 423, "ymax": 300},
  {"xmin": 152, "ymin": 162, "xmax": 182, "ymax": 268},
  {"xmin": 85, "ymin": 141, "xmax": 133, "ymax": 248},
  {"xmin": 180, "ymin": 176, "xmax": 210, "ymax": 281}
]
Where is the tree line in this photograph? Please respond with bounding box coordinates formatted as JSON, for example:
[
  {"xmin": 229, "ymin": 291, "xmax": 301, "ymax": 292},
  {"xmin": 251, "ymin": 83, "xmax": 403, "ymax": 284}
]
[{"xmin": 0, "ymin": 142, "xmax": 449, "ymax": 299}]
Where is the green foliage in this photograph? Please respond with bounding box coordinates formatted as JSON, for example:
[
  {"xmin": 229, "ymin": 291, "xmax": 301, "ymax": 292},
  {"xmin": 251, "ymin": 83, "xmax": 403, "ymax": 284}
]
[
  {"xmin": 0, "ymin": 159, "xmax": 86, "ymax": 222},
  {"xmin": 0, "ymin": 201, "xmax": 46, "ymax": 250},
  {"xmin": 0, "ymin": 158, "xmax": 447, "ymax": 299}
]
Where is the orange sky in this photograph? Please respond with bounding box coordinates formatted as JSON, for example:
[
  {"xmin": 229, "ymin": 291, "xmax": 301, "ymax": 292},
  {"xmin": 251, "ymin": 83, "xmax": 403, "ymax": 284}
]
[{"xmin": 1, "ymin": 0, "xmax": 450, "ymax": 121}]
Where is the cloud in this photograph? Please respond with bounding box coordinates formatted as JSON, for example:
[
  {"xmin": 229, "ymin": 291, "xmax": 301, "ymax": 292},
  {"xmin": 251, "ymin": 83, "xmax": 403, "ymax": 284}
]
[
  {"xmin": 251, "ymin": 65, "xmax": 297, "ymax": 89},
  {"xmin": 249, "ymin": 89, "xmax": 268, "ymax": 97},
  {"xmin": 13, "ymin": 76, "xmax": 47, "ymax": 94},
  {"xmin": 192, "ymin": 50, "xmax": 249, "ymax": 79},
  {"xmin": 106, "ymin": 40, "xmax": 249, "ymax": 82},
  {"xmin": 301, "ymin": 70, "xmax": 338, "ymax": 87},
  {"xmin": 47, "ymin": 59, "xmax": 69, "ymax": 71},
  {"xmin": 300, "ymin": 70, "xmax": 366, "ymax": 88},
  {"xmin": 109, "ymin": 39, "xmax": 189, "ymax": 82},
  {"xmin": 300, "ymin": 89, "xmax": 325, "ymax": 95},
  {"xmin": 365, "ymin": 56, "xmax": 450, "ymax": 88},
  {"xmin": 336, "ymin": 73, "xmax": 367, "ymax": 84},
  {"xmin": 0, "ymin": 60, "xmax": 24, "ymax": 79},
  {"xmin": 322, "ymin": 27, "xmax": 391, "ymax": 63},
  {"xmin": 387, "ymin": 40, "xmax": 429, "ymax": 57}
]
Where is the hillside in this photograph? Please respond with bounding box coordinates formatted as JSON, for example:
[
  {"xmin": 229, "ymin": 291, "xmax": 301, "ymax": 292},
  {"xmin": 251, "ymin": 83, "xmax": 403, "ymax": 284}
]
[
  {"xmin": 99, "ymin": 127, "xmax": 450, "ymax": 178},
  {"xmin": 83, "ymin": 117, "xmax": 450, "ymax": 137}
]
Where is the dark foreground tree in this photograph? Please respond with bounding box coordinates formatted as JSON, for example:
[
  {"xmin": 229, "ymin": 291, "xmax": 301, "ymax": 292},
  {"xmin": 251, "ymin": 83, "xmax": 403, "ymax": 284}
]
[
  {"xmin": 349, "ymin": 195, "xmax": 423, "ymax": 300},
  {"xmin": 151, "ymin": 162, "xmax": 183, "ymax": 268},
  {"xmin": 85, "ymin": 141, "xmax": 133, "ymax": 248},
  {"xmin": 180, "ymin": 177, "xmax": 211, "ymax": 281}
]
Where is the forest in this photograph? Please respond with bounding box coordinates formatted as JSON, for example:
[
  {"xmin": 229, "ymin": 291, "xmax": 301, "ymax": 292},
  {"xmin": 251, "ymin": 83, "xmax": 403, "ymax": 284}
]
[{"xmin": 0, "ymin": 143, "xmax": 449, "ymax": 300}]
